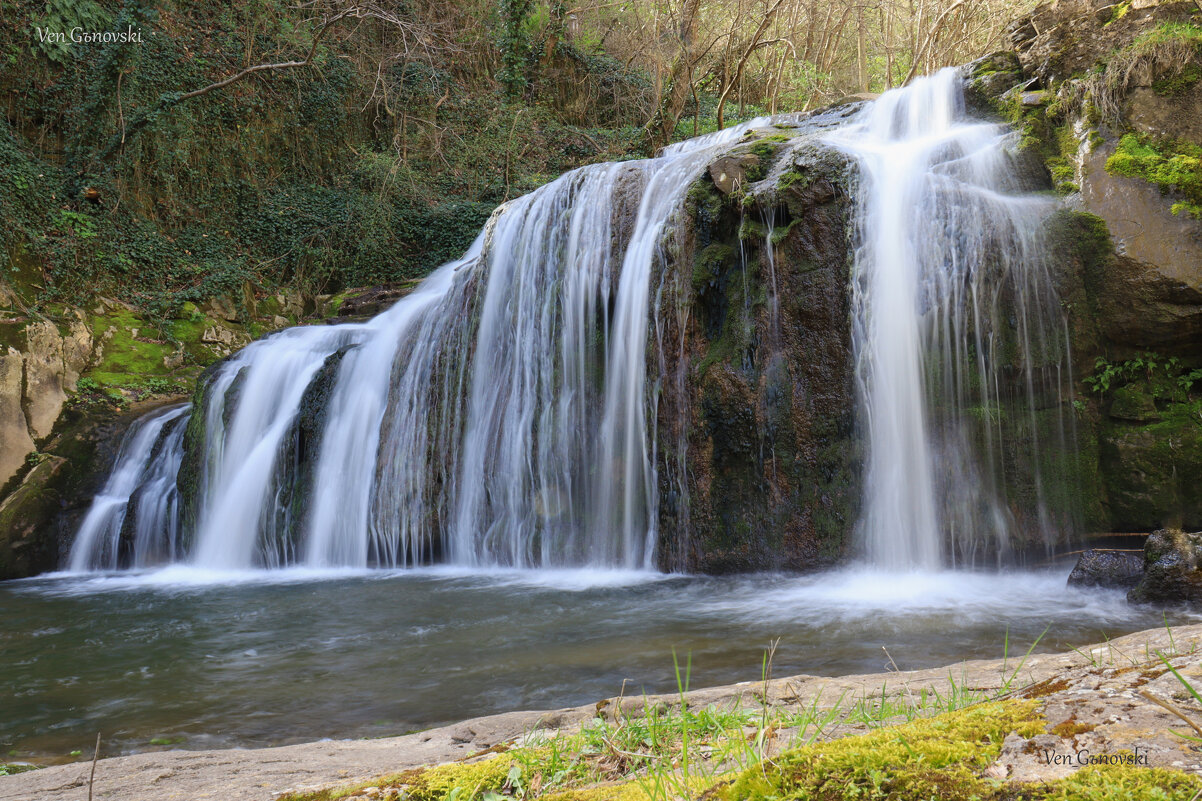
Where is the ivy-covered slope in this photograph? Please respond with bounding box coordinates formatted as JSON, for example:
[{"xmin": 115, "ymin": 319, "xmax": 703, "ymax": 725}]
[{"xmin": 1, "ymin": 0, "xmax": 648, "ymax": 319}]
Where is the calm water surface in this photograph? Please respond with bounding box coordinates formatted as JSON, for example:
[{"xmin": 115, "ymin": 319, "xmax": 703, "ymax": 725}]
[{"xmin": 2, "ymin": 567, "xmax": 1197, "ymax": 761}]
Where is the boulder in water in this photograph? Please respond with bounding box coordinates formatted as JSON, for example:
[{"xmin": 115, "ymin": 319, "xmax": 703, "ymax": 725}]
[
  {"xmin": 1128, "ymin": 528, "xmax": 1202, "ymax": 606},
  {"xmin": 1066, "ymin": 548, "xmax": 1144, "ymax": 590}
]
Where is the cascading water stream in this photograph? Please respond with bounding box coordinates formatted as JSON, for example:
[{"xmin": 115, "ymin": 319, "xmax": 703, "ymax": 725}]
[
  {"xmin": 67, "ymin": 404, "xmax": 190, "ymax": 571},
  {"xmin": 829, "ymin": 69, "xmax": 1073, "ymax": 570},
  {"xmin": 68, "ymin": 119, "xmax": 771, "ymax": 573}
]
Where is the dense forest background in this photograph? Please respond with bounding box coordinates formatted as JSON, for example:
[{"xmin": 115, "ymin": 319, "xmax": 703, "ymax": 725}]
[{"xmin": 2, "ymin": 0, "xmax": 1035, "ymax": 322}]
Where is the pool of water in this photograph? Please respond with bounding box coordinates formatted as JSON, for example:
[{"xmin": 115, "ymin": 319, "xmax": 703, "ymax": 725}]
[{"xmin": 2, "ymin": 567, "xmax": 1196, "ymax": 761}]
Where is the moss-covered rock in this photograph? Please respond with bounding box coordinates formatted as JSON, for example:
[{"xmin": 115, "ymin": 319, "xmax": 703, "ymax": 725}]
[
  {"xmin": 277, "ymin": 755, "xmax": 514, "ymax": 801},
  {"xmin": 1108, "ymin": 383, "xmax": 1160, "ymax": 422},
  {"xmin": 1099, "ymin": 400, "xmax": 1202, "ymax": 531},
  {"xmin": 1128, "ymin": 527, "xmax": 1202, "ymax": 606},
  {"xmin": 0, "ymin": 396, "xmax": 163, "ymax": 578},
  {"xmin": 655, "ymin": 132, "xmax": 858, "ymax": 572}
]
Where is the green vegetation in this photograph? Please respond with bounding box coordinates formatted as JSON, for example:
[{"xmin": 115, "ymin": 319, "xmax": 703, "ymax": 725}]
[
  {"xmin": 1085, "ymin": 352, "xmax": 1202, "ymax": 400},
  {"xmin": 0, "ymin": 0, "xmax": 1049, "ymax": 327},
  {"xmin": 0, "ymin": 763, "xmax": 39, "ymax": 776},
  {"xmin": 720, "ymin": 701, "xmax": 1043, "ymax": 801},
  {"xmin": 1131, "ymin": 21, "xmax": 1202, "ymax": 54},
  {"xmin": 1063, "ymin": 18, "xmax": 1202, "ymax": 127},
  {"xmin": 1000, "ymin": 93, "xmax": 1082, "ymax": 195},
  {"xmin": 1106, "ymin": 135, "xmax": 1202, "ymax": 218},
  {"xmin": 278, "ymin": 650, "xmax": 1202, "ymax": 801},
  {"xmin": 148, "ymin": 735, "xmax": 186, "ymax": 746},
  {"xmin": 0, "ymin": 0, "xmax": 647, "ymax": 327}
]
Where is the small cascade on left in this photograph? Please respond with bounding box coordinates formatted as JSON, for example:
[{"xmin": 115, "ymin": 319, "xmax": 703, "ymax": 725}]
[{"xmin": 68, "ymin": 404, "xmax": 191, "ymax": 571}]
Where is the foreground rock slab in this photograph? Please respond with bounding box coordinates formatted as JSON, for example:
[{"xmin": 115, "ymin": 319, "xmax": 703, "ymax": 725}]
[{"xmin": 3, "ymin": 623, "xmax": 1201, "ymax": 801}]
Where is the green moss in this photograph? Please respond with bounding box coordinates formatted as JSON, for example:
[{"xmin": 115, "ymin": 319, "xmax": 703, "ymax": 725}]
[
  {"xmin": 769, "ymin": 218, "xmax": 800, "ymax": 245},
  {"xmin": 1043, "ymin": 762, "xmax": 1202, "ymax": 801},
  {"xmin": 83, "ymin": 301, "xmax": 247, "ymax": 393},
  {"xmin": 778, "ymin": 169, "xmax": 808, "ymax": 192},
  {"xmin": 1100, "ymin": 396, "xmax": 1202, "ymax": 530},
  {"xmin": 1109, "ymin": 384, "xmax": 1160, "ymax": 422},
  {"xmin": 256, "ymin": 295, "xmax": 284, "ymax": 317},
  {"xmin": 1047, "ymin": 157, "xmax": 1076, "ymax": 192},
  {"xmin": 1171, "ymin": 201, "xmax": 1202, "ymax": 218},
  {"xmin": 1000, "ymin": 93, "xmax": 1084, "ymax": 194},
  {"xmin": 1106, "ymin": 134, "xmax": 1202, "ymax": 206},
  {"xmin": 1047, "ymin": 125, "xmax": 1084, "ymax": 194},
  {"xmin": 0, "ymin": 763, "xmax": 39, "ymax": 776},
  {"xmin": 1044, "ymin": 210, "xmax": 1113, "ymax": 275},
  {"xmin": 1131, "ymin": 21, "xmax": 1202, "ymax": 50},
  {"xmin": 277, "ymin": 696, "xmax": 1202, "ymax": 801},
  {"xmin": 693, "ymin": 244, "xmax": 734, "ymax": 292},
  {"xmin": 1152, "ymin": 63, "xmax": 1202, "ymax": 96},
  {"xmin": 279, "ymin": 756, "xmax": 514, "ymax": 801},
  {"xmin": 541, "ymin": 785, "xmax": 651, "ymax": 801},
  {"xmin": 971, "ymin": 51, "xmax": 1022, "ymax": 81},
  {"xmin": 324, "ymin": 290, "xmax": 354, "ymax": 317},
  {"xmin": 3, "ymin": 245, "xmax": 44, "ymax": 303},
  {"xmin": 87, "ymin": 311, "xmax": 176, "ymax": 388},
  {"xmin": 0, "ymin": 320, "xmax": 27, "ymax": 352},
  {"xmin": 749, "ymin": 137, "xmax": 787, "ymax": 154},
  {"xmin": 687, "ymin": 180, "xmax": 724, "ymax": 223},
  {"xmin": 719, "ymin": 701, "xmax": 1043, "ymax": 801},
  {"xmin": 738, "ymin": 218, "xmax": 766, "ymax": 242}
]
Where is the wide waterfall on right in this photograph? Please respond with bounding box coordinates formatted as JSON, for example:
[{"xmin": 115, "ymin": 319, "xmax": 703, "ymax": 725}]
[{"xmin": 831, "ymin": 69, "xmax": 1073, "ymax": 571}]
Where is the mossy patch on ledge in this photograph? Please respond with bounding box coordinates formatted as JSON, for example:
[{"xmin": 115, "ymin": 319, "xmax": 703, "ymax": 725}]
[
  {"xmin": 1105, "ymin": 133, "xmax": 1202, "ymax": 218},
  {"xmin": 719, "ymin": 701, "xmax": 1043, "ymax": 801}
]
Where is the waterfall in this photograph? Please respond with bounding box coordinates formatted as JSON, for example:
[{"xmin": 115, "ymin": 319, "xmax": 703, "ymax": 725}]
[
  {"xmin": 69, "ymin": 120, "xmax": 768, "ymax": 572},
  {"xmin": 68, "ymin": 404, "xmax": 190, "ymax": 571},
  {"xmin": 69, "ymin": 70, "xmax": 1076, "ymax": 575},
  {"xmin": 829, "ymin": 69, "xmax": 1072, "ymax": 569}
]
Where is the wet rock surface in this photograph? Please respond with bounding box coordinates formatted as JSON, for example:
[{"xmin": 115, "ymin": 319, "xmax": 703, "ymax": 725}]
[
  {"xmin": 1068, "ymin": 548, "xmax": 1146, "ymax": 589},
  {"xmin": 1077, "ymin": 144, "xmax": 1202, "ymax": 358},
  {"xmin": 655, "ymin": 122, "xmax": 858, "ymax": 572},
  {"xmin": 1129, "ymin": 528, "xmax": 1202, "ymax": 606},
  {"xmin": 0, "ymin": 286, "xmax": 332, "ymax": 578}
]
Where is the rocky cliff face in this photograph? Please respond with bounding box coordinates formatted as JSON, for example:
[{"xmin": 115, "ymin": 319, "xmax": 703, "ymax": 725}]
[{"xmin": 987, "ymin": 0, "xmax": 1202, "ymax": 536}]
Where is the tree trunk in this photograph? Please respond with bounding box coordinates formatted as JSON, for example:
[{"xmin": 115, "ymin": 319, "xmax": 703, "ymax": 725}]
[{"xmin": 644, "ymin": 0, "xmax": 703, "ymax": 150}]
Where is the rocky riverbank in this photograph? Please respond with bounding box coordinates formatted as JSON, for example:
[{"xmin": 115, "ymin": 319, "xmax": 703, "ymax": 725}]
[{"xmin": 3, "ymin": 622, "xmax": 1200, "ymax": 801}]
